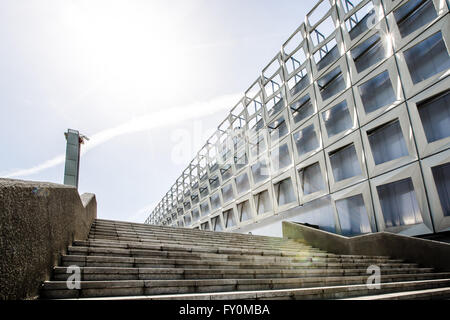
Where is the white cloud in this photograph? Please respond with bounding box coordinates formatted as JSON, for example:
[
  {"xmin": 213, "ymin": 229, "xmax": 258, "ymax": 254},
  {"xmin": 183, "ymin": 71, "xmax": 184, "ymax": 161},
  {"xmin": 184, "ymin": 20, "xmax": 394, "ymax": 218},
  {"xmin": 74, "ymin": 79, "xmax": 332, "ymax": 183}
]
[{"xmin": 3, "ymin": 92, "xmax": 242, "ymax": 179}]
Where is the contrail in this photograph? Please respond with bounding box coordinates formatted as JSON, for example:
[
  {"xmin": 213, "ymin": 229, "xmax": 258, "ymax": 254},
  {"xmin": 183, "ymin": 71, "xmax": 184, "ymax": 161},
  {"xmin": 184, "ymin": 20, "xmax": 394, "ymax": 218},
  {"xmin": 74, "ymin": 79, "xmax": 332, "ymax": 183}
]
[{"xmin": 3, "ymin": 92, "xmax": 242, "ymax": 179}]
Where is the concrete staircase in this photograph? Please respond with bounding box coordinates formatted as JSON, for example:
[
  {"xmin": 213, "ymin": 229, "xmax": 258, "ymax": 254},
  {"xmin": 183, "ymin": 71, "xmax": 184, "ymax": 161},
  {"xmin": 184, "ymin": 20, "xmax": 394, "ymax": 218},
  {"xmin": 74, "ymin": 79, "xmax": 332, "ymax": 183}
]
[{"xmin": 40, "ymin": 219, "xmax": 450, "ymax": 300}]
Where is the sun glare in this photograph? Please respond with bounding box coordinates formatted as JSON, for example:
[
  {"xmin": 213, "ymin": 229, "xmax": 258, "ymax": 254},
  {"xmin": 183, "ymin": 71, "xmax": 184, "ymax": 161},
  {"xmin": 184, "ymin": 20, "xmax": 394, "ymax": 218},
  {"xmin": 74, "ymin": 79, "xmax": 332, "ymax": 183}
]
[{"xmin": 58, "ymin": 1, "xmax": 198, "ymax": 112}]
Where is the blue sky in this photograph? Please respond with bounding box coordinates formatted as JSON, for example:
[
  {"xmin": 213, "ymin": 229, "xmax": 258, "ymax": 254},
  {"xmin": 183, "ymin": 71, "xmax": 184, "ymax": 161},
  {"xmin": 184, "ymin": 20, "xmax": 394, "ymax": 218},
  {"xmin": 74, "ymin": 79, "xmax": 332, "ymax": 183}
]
[{"xmin": 0, "ymin": 0, "xmax": 316, "ymax": 223}]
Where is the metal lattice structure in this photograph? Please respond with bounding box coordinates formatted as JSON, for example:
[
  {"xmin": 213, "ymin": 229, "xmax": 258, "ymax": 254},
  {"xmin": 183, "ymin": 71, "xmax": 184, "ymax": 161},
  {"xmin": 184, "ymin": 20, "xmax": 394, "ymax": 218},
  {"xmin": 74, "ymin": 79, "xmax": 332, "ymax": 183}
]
[{"xmin": 146, "ymin": 0, "xmax": 450, "ymax": 237}]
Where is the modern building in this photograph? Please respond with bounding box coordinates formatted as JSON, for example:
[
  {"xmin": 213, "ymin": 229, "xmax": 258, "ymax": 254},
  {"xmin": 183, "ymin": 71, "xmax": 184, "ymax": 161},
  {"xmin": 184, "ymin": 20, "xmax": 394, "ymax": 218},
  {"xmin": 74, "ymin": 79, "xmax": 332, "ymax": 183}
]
[{"xmin": 145, "ymin": 0, "xmax": 450, "ymax": 238}]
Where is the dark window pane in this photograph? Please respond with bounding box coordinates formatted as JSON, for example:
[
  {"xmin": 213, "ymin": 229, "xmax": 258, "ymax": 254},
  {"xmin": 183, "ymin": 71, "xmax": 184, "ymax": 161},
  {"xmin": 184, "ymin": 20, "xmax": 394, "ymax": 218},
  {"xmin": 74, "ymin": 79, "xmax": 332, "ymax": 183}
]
[
  {"xmin": 432, "ymin": 162, "xmax": 450, "ymax": 217},
  {"xmin": 336, "ymin": 194, "xmax": 372, "ymax": 236},
  {"xmin": 394, "ymin": 0, "xmax": 437, "ymax": 38},
  {"xmin": 377, "ymin": 178, "xmax": 423, "ymax": 227},
  {"xmin": 404, "ymin": 31, "xmax": 450, "ymax": 84},
  {"xmin": 358, "ymin": 71, "xmax": 396, "ymax": 114},
  {"xmin": 322, "ymin": 100, "xmax": 352, "ymax": 137},
  {"xmin": 329, "ymin": 143, "xmax": 362, "ymax": 181},
  {"xmin": 368, "ymin": 120, "xmax": 409, "ymax": 165},
  {"xmin": 418, "ymin": 90, "xmax": 450, "ymax": 143}
]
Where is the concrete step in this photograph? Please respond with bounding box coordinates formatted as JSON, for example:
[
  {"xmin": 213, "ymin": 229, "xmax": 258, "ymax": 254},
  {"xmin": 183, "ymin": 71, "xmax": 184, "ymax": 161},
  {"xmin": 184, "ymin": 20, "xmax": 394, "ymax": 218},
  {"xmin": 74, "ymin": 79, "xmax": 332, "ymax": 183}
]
[
  {"xmin": 61, "ymin": 254, "xmax": 418, "ymax": 270},
  {"xmin": 66, "ymin": 278, "xmax": 450, "ymax": 300},
  {"xmin": 81, "ymin": 237, "xmax": 319, "ymax": 254},
  {"xmin": 52, "ymin": 266, "xmax": 435, "ymax": 281},
  {"xmin": 341, "ymin": 287, "xmax": 450, "ymax": 300},
  {"xmin": 73, "ymin": 240, "xmax": 320, "ymax": 257},
  {"xmin": 67, "ymin": 246, "xmax": 397, "ymax": 264},
  {"xmin": 93, "ymin": 219, "xmax": 286, "ymax": 241},
  {"xmin": 87, "ymin": 234, "xmax": 309, "ymax": 250},
  {"xmin": 40, "ymin": 273, "xmax": 450, "ymax": 299},
  {"xmin": 88, "ymin": 230, "xmax": 308, "ymax": 247}
]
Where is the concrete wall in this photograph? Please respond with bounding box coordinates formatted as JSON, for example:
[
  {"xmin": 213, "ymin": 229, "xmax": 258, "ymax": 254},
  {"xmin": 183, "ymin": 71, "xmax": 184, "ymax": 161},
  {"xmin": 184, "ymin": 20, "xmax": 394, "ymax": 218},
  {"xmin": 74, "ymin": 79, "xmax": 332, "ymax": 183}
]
[
  {"xmin": 283, "ymin": 221, "xmax": 450, "ymax": 272},
  {"xmin": 0, "ymin": 178, "xmax": 97, "ymax": 300}
]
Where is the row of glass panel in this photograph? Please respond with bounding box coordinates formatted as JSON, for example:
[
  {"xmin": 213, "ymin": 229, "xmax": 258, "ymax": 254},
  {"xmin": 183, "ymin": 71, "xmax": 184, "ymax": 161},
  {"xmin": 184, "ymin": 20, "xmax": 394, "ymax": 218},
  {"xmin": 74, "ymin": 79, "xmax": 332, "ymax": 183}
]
[
  {"xmin": 171, "ymin": 75, "xmax": 449, "ymax": 234},
  {"xmin": 169, "ymin": 74, "xmax": 449, "ymax": 221},
  {"xmin": 183, "ymin": 149, "xmax": 450, "ymax": 236},
  {"xmin": 147, "ymin": 0, "xmax": 449, "ymax": 226}
]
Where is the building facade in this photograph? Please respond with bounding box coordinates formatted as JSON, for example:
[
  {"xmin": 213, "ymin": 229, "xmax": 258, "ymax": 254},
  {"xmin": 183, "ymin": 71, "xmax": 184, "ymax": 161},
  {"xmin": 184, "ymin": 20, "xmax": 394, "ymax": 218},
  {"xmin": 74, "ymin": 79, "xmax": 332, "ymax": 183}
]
[{"xmin": 146, "ymin": 0, "xmax": 450, "ymax": 238}]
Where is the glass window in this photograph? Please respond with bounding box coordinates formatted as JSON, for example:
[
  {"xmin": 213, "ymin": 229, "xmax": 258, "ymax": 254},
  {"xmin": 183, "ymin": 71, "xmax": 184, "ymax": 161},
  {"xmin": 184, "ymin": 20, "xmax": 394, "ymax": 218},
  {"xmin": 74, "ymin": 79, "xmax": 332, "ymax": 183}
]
[
  {"xmin": 200, "ymin": 186, "xmax": 209, "ymax": 198},
  {"xmin": 275, "ymin": 178, "xmax": 296, "ymax": 206},
  {"xmin": 210, "ymin": 193, "xmax": 221, "ymax": 210},
  {"xmin": 318, "ymin": 66, "xmax": 346, "ymax": 101},
  {"xmin": 417, "ymin": 90, "xmax": 450, "ymax": 143},
  {"xmin": 358, "ymin": 70, "xmax": 396, "ymax": 114},
  {"xmin": 351, "ymin": 33, "xmax": 385, "ymax": 73},
  {"xmin": 432, "ymin": 162, "xmax": 450, "ymax": 217},
  {"xmin": 209, "ymin": 176, "xmax": 220, "ymax": 190},
  {"xmin": 404, "ymin": 31, "xmax": 450, "ymax": 84},
  {"xmin": 221, "ymin": 183, "xmax": 234, "ymax": 203},
  {"xmin": 322, "ymin": 100, "xmax": 352, "ymax": 137},
  {"xmin": 200, "ymin": 201, "xmax": 210, "ymax": 216},
  {"xmin": 220, "ymin": 164, "xmax": 233, "ymax": 181},
  {"xmin": 329, "ymin": 143, "xmax": 362, "ymax": 181},
  {"xmin": 254, "ymin": 190, "xmax": 272, "ymax": 215},
  {"xmin": 271, "ymin": 143, "xmax": 292, "ymax": 171},
  {"xmin": 268, "ymin": 116, "xmax": 289, "ymax": 142},
  {"xmin": 234, "ymin": 152, "xmax": 248, "ymax": 171},
  {"xmin": 290, "ymin": 94, "xmax": 314, "ymax": 124},
  {"xmin": 211, "ymin": 216, "xmax": 222, "ymax": 231},
  {"xmin": 377, "ymin": 178, "xmax": 423, "ymax": 227},
  {"xmin": 192, "ymin": 208, "xmax": 200, "ymax": 221},
  {"xmin": 223, "ymin": 209, "xmax": 236, "ymax": 228},
  {"xmin": 250, "ymin": 134, "xmax": 267, "ymax": 158},
  {"xmin": 183, "ymin": 201, "xmax": 191, "ymax": 211},
  {"xmin": 266, "ymin": 95, "xmax": 285, "ymax": 117},
  {"xmin": 184, "ymin": 215, "xmax": 192, "ymax": 226},
  {"xmin": 314, "ymin": 38, "xmax": 339, "ymax": 71},
  {"xmin": 191, "ymin": 193, "xmax": 199, "ymax": 205},
  {"xmin": 336, "ymin": 194, "xmax": 372, "ymax": 236},
  {"xmin": 345, "ymin": 1, "xmax": 376, "ymax": 40},
  {"xmin": 298, "ymin": 162, "xmax": 325, "ymax": 195},
  {"xmin": 251, "ymin": 159, "xmax": 270, "ymax": 184},
  {"xmin": 235, "ymin": 172, "xmax": 250, "ymax": 194},
  {"xmin": 289, "ymin": 68, "xmax": 309, "ymax": 96},
  {"xmin": 294, "ymin": 124, "xmax": 319, "ymax": 157},
  {"xmin": 368, "ymin": 119, "xmax": 409, "ymax": 165},
  {"xmin": 394, "ymin": 0, "xmax": 437, "ymax": 38},
  {"xmin": 237, "ymin": 200, "xmax": 252, "ymax": 222}
]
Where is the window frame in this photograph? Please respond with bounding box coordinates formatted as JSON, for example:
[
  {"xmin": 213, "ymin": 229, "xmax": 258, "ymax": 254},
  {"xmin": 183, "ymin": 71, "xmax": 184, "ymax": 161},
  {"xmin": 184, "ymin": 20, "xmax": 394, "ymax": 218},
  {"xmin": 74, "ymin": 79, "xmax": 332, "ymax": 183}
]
[
  {"xmin": 346, "ymin": 20, "xmax": 392, "ymax": 84},
  {"xmin": 361, "ymin": 103, "xmax": 418, "ymax": 177},
  {"xmin": 296, "ymin": 151, "xmax": 330, "ymax": 204},
  {"xmin": 421, "ymin": 149, "xmax": 450, "ymax": 232},
  {"xmin": 325, "ymin": 130, "xmax": 368, "ymax": 192},
  {"xmin": 288, "ymin": 85, "xmax": 318, "ymax": 131},
  {"xmin": 396, "ymin": 15, "xmax": 450, "ymax": 99},
  {"xmin": 339, "ymin": 0, "xmax": 385, "ymax": 50},
  {"xmin": 272, "ymin": 168, "xmax": 300, "ymax": 213},
  {"xmin": 319, "ymin": 89, "xmax": 359, "ymax": 147},
  {"xmin": 370, "ymin": 162, "xmax": 433, "ymax": 235},
  {"xmin": 292, "ymin": 115, "xmax": 323, "ymax": 164},
  {"xmin": 270, "ymin": 135, "xmax": 295, "ymax": 177},
  {"xmin": 331, "ymin": 180, "xmax": 377, "ymax": 235},
  {"xmin": 407, "ymin": 78, "xmax": 450, "ymax": 158},
  {"xmin": 252, "ymin": 182, "xmax": 276, "ymax": 220},
  {"xmin": 314, "ymin": 56, "xmax": 351, "ymax": 108},
  {"xmin": 353, "ymin": 56, "xmax": 404, "ymax": 125},
  {"xmin": 386, "ymin": 0, "xmax": 448, "ymax": 52}
]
